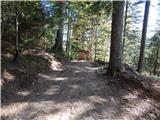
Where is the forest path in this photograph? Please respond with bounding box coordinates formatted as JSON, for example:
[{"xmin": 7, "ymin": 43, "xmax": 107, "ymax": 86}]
[{"xmin": 1, "ymin": 60, "xmax": 160, "ymax": 120}]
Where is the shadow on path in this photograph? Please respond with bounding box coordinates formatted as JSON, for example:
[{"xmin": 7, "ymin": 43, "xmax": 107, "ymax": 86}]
[{"xmin": 1, "ymin": 59, "xmax": 160, "ymax": 120}]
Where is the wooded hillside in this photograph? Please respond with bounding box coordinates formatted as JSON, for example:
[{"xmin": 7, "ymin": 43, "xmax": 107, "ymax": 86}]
[{"xmin": 1, "ymin": 1, "xmax": 160, "ymax": 120}]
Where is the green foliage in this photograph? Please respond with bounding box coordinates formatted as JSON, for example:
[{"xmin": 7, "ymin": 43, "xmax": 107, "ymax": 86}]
[
  {"xmin": 19, "ymin": 37, "xmax": 35, "ymax": 49},
  {"xmin": 1, "ymin": 1, "xmax": 45, "ymax": 52},
  {"xmin": 1, "ymin": 1, "xmax": 159, "ymax": 77},
  {"xmin": 67, "ymin": 1, "xmax": 112, "ymax": 61},
  {"xmin": 144, "ymin": 32, "xmax": 160, "ymax": 75},
  {"xmin": 123, "ymin": 1, "xmax": 142, "ymax": 68}
]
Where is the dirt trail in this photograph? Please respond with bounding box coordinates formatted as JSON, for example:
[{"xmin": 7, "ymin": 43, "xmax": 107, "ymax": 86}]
[{"xmin": 1, "ymin": 61, "xmax": 160, "ymax": 120}]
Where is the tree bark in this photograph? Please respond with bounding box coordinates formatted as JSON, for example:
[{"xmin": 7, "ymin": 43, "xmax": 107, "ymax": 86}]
[
  {"xmin": 13, "ymin": 2, "xmax": 19, "ymax": 62},
  {"xmin": 66, "ymin": 22, "xmax": 71, "ymax": 56},
  {"xmin": 1, "ymin": 2, "xmax": 4, "ymax": 37},
  {"xmin": 94, "ymin": 24, "xmax": 98, "ymax": 61},
  {"xmin": 52, "ymin": 2, "xmax": 65, "ymax": 52},
  {"xmin": 52, "ymin": 29, "xmax": 63, "ymax": 52},
  {"xmin": 66, "ymin": 9, "xmax": 71, "ymax": 58},
  {"xmin": 153, "ymin": 47, "xmax": 159, "ymax": 75},
  {"xmin": 107, "ymin": 1, "xmax": 125, "ymax": 76},
  {"xmin": 122, "ymin": 0, "xmax": 129, "ymax": 56},
  {"xmin": 137, "ymin": 1, "xmax": 150, "ymax": 73}
]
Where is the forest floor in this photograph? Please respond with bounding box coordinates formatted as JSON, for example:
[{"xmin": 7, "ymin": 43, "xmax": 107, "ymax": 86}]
[{"xmin": 1, "ymin": 52, "xmax": 160, "ymax": 120}]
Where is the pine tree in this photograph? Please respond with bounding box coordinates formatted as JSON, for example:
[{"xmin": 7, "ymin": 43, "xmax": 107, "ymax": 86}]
[
  {"xmin": 137, "ymin": 0, "xmax": 150, "ymax": 73},
  {"xmin": 107, "ymin": 1, "xmax": 125, "ymax": 76}
]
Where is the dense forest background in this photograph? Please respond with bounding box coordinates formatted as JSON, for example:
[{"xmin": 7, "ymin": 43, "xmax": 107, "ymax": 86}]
[{"xmin": 1, "ymin": 0, "xmax": 160, "ymax": 76}]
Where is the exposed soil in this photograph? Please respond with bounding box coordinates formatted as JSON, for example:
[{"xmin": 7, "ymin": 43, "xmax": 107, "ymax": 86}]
[{"xmin": 1, "ymin": 54, "xmax": 160, "ymax": 120}]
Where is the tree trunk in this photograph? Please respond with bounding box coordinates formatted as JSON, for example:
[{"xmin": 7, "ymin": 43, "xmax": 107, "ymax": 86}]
[
  {"xmin": 66, "ymin": 21, "xmax": 71, "ymax": 58},
  {"xmin": 66, "ymin": 8, "xmax": 71, "ymax": 58},
  {"xmin": 52, "ymin": 2, "xmax": 64, "ymax": 52},
  {"xmin": 107, "ymin": 1, "xmax": 125, "ymax": 76},
  {"xmin": 153, "ymin": 47, "xmax": 159, "ymax": 75},
  {"xmin": 137, "ymin": 1, "xmax": 150, "ymax": 73},
  {"xmin": 94, "ymin": 24, "xmax": 98, "ymax": 61},
  {"xmin": 1, "ymin": 2, "xmax": 4, "ymax": 37},
  {"xmin": 52, "ymin": 29, "xmax": 62, "ymax": 51},
  {"xmin": 13, "ymin": 2, "xmax": 19, "ymax": 62},
  {"xmin": 122, "ymin": 0, "xmax": 129, "ymax": 56}
]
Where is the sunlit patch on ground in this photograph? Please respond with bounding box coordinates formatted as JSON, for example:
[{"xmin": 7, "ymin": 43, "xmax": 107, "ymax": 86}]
[
  {"xmin": 1, "ymin": 61, "xmax": 160, "ymax": 120},
  {"xmin": 16, "ymin": 91, "xmax": 31, "ymax": 96},
  {"xmin": 71, "ymin": 60, "xmax": 87, "ymax": 62},
  {"xmin": 1, "ymin": 103, "xmax": 28, "ymax": 118},
  {"xmin": 2, "ymin": 69, "xmax": 15, "ymax": 81}
]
